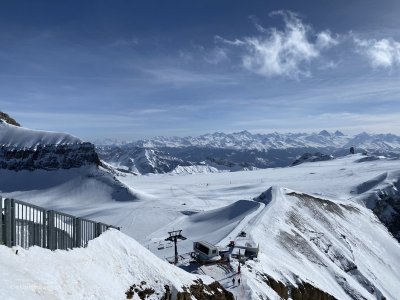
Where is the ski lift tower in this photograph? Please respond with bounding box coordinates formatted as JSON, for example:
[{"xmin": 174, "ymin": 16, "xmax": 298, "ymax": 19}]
[{"xmin": 165, "ymin": 230, "xmax": 187, "ymax": 264}]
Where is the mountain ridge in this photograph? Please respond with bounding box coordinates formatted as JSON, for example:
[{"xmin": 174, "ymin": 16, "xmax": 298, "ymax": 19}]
[
  {"xmin": 0, "ymin": 120, "xmax": 100, "ymax": 171},
  {"xmin": 96, "ymin": 130, "xmax": 400, "ymax": 175},
  {"xmin": 95, "ymin": 130, "xmax": 400, "ymax": 152}
]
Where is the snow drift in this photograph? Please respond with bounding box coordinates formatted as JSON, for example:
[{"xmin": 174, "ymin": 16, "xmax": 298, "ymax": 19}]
[{"xmin": 0, "ymin": 229, "xmax": 234, "ymax": 300}]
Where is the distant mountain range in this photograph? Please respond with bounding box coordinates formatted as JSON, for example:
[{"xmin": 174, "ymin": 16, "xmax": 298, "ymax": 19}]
[{"xmin": 96, "ymin": 130, "xmax": 400, "ymax": 174}]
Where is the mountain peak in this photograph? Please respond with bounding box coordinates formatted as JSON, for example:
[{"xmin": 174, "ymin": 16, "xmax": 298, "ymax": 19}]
[
  {"xmin": 334, "ymin": 130, "xmax": 345, "ymax": 136},
  {"xmin": 318, "ymin": 130, "xmax": 331, "ymax": 137},
  {"xmin": 0, "ymin": 111, "xmax": 20, "ymax": 127}
]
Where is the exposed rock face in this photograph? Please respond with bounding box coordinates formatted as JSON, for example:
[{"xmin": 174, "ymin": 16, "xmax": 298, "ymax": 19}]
[
  {"xmin": 0, "ymin": 111, "xmax": 20, "ymax": 126},
  {"xmin": 176, "ymin": 280, "xmax": 234, "ymax": 300},
  {"xmin": 126, "ymin": 280, "xmax": 234, "ymax": 300},
  {"xmin": 354, "ymin": 174, "xmax": 400, "ymax": 242},
  {"xmin": 0, "ymin": 120, "xmax": 100, "ymax": 171},
  {"xmin": 0, "ymin": 143, "xmax": 100, "ymax": 171},
  {"xmin": 373, "ymin": 182, "xmax": 400, "ymax": 242},
  {"xmin": 261, "ymin": 274, "xmax": 337, "ymax": 300}
]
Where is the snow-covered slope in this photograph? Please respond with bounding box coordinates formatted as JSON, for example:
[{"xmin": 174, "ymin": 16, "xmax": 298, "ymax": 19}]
[
  {"xmin": 0, "ymin": 165, "xmax": 140, "ymax": 220},
  {"xmin": 170, "ymin": 164, "xmax": 221, "ymax": 174},
  {"xmin": 2, "ymin": 143, "xmax": 400, "ymax": 298},
  {"xmin": 96, "ymin": 145, "xmax": 191, "ymax": 174},
  {"xmin": 0, "ymin": 119, "xmax": 81, "ymax": 148},
  {"xmin": 0, "ymin": 230, "xmax": 233, "ymax": 300},
  {"xmin": 243, "ymin": 186, "xmax": 400, "ymax": 299},
  {"xmin": 0, "ymin": 120, "xmax": 99, "ymax": 170},
  {"xmin": 96, "ymin": 145, "xmax": 254, "ymax": 174}
]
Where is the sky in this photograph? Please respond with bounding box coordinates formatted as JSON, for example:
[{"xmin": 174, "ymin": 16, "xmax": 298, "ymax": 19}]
[{"xmin": 1, "ymin": 0, "xmax": 400, "ymax": 141}]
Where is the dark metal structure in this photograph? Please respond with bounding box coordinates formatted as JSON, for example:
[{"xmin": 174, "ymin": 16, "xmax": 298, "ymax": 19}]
[
  {"xmin": 1, "ymin": 197, "xmax": 119, "ymax": 250},
  {"xmin": 165, "ymin": 230, "xmax": 186, "ymax": 264}
]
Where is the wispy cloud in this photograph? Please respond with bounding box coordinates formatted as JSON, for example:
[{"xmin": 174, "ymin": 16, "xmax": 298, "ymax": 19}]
[
  {"xmin": 142, "ymin": 67, "xmax": 236, "ymax": 85},
  {"xmin": 354, "ymin": 37, "xmax": 400, "ymax": 68},
  {"xmin": 204, "ymin": 47, "xmax": 229, "ymax": 64},
  {"xmin": 179, "ymin": 44, "xmax": 229, "ymax": 65},
  {"xmin": 218, "ymin": 11, "xmax": 340, "ymax": 78}
]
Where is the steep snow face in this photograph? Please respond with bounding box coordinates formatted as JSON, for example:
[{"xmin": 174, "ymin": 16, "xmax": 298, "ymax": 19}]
[
  {"xmin": 0, "ymin": 165, "xmax": 140, "ymax": 218},
  {"xmin": 0, "ymin": 230, "xmax": 220, "ymax": 300},
  {"xmin": 351, "ymin": 170, "xmax": 400, "ymax": 241},
  {"xmin": 0, "ymin": 121, "xmax": 99, "ymax": 170},
  {"xmin": 170, "ymin": 164, "xmax": 221, "ymax": 174},
  {"xmin": 242, "ymin": 187, "xmax": 400, "ymax": 300}
]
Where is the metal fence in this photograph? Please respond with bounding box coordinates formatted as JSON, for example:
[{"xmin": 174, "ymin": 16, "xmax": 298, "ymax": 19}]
[{"xmin": 1, "ymin": 197, "xmax": 119, "ymax": 250}]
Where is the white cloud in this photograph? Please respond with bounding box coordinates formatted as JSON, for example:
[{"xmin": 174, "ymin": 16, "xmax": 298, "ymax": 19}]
[
  {"xmin": 354, "ymin": 37, "xmax": 400, "ymax": 68},
  {"xmin": 219, "ymin": 11, "xmax": 340, "ymax": 78},
  {"xmin": 142, "ymin": 67, "xmax": 236, "ymax": 85},
  {"xmin": 316, "ymin": 30, "xmax": 339, "ymax": 49}
]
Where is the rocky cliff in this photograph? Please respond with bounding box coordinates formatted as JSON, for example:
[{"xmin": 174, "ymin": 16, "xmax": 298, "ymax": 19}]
[{"xmin": 0, "ymin": 119, "xmax": 100, "ymax": 171}]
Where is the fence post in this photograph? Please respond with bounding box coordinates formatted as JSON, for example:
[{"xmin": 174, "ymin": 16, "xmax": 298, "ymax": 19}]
[
  {"xmin": 4, "ymin": 198, "xmax": 16, "ymax": 247},
  {"xmin": 47, "ymin": 210, "xmax": 55, "ymax": 250},
  {"xmin": 75, "ymin": 218, "xmax": 82, "ymax": 248},
  {"xmin": 0, "ymin": 196, "xmax": 3, "ymax": 245},
  {"xmin": 96, "ymin": 223, "xmax": 102, "ymax": 237}
]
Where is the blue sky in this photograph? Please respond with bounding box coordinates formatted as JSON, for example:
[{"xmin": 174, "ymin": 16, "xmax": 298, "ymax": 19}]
[{"xmin": 1, "ymin": 0, "xmax": 400, "ymax": 141}]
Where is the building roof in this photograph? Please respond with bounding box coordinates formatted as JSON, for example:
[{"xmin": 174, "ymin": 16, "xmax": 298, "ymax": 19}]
[{"xmin": 196, "ymin": 241, "xmax": 218, "ymax": 250}]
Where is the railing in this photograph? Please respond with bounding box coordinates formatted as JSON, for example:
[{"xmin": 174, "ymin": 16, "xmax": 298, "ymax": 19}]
[{"xmin": 1, "ymin": 197, "xmax": 119, "ymax": 250}]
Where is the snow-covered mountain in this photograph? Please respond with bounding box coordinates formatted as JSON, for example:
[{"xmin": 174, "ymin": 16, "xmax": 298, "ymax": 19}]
[
  {"xmin": 0, "ymin": 120, "xmax": 99, "ymax": 171},
  {"xmin": 96, "ymin": 130, "xmax": 400, "ymax": 174},
  {"xmin": 0, "ymin": 116, "xmax": 138, "ymax": 207},
  {"xmin": 4, "ymin": 150, "xmax": 400, "ymax": 299},
  {"xmin": 96, "ymin": 145, "xmax": 191, "ymax": 174},
  {"xmin": 139, "ymin": 155, "xmax": 400, "ymax": 299},
  {"xmin": 1, "ymin": 115, "xmax": 400, "ymax": 299},
  {"xmin": 106, "ymin": 130, "xmax": 400, "ymax": 152}
]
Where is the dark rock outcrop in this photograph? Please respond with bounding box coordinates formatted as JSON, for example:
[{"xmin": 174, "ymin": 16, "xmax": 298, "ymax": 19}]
[
  {"xmin": 177, "ymin": 280, "xmax": 234, "ymax": 300},
  {"xmin": 0, "ymin": 111, "xmax": 20, "ymax": 126},
  {"xmin": 126, "ymin": 280, "xmax": 234, "ymax": 300},
  {"xmin": 0, "ymin": 143, "xmax": 100, "ymax": 171},
  {"xmin": 261, "ymin": 274, "xmax": 336, "ymax": 300},
  {"xmin": 292, "ymin": 152, "xmax": 334, "ymax": 166},
  {"xmin": 373, "ymin": 187, "xmax": 400, "ymax": 242}
]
